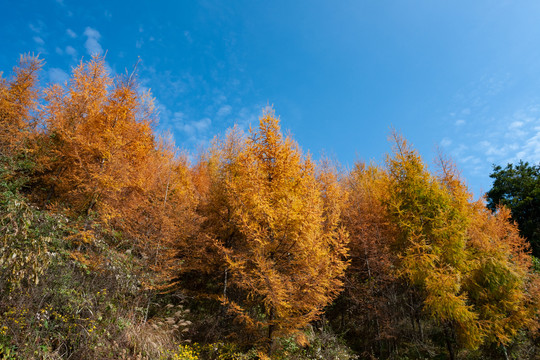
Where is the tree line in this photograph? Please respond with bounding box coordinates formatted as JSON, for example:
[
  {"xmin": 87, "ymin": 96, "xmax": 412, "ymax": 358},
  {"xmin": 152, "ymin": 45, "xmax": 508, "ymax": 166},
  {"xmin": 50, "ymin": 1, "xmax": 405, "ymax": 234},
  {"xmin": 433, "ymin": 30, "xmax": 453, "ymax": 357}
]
[{"xmin": 1, "ymin": 54, "xmax": 539, "ymax": 359}]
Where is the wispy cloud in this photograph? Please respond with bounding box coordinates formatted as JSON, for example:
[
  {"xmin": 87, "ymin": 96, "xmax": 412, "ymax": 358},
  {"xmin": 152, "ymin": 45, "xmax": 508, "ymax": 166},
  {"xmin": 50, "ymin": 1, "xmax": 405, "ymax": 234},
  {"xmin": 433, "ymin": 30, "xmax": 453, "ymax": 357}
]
[
  {"xmin": 83, "ymin": 27, "xmax": 103, "ymax": 55},
  {"xmin": 217, "ymin": 105, "xmax": 232, "ymax": 117},
  {"xmin": 182, "ymin": 117, "xmax": 211, "ymax": 134},
  {"xmin": 168, "ymin": 110, "xmax": 212, "ymax": 145},
  {"xmin": 509, "ymin": 120, "xmax": 523, "ymax": 129},
  {"xmin": 33, "ymin": 36, "xmax": 45, "ymax": 45},
  {"xmin": 29, "ymin": 22, "xmax": 47, "ymax": 53},
  {"xmin": 439, "ymin": 72, "xmax": 537, "ymax": 195},
  {"xmin": 48, "ymin": 68, "xmax": 69, "ymax": 84},
  {"xmin": 65, "ymin": 46, "xmax": 77, "ymax": 57},
  {"xmin": 440, "ymin": 137, "xmax": 452, "ymax": 147},
  {"xmin": 446, "ymin": 101, "xmax": 540, "ymax": 196},
  {"xmin": 236, "ymin": 106, "xmax": 262, "ymax": 131},
  {"xmin": 516, "ymin": 125, "xmax": 540, "ymax": 161},
  {"xmin": 29, "ymin": 21, "xmax": 45, "ymax": 34},
  {"xmin": 66, "ymin": 29, "xmax": 77, "ymax": 38},
  {"xmin": 184, "ymin": 31, "xmax": 193, "ymax": 43}
]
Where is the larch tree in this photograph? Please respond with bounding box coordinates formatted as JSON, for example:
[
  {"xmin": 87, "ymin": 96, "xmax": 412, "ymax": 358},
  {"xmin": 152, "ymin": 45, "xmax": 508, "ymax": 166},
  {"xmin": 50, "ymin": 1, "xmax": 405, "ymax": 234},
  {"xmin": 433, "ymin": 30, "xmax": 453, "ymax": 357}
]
[
  {"xmin": 0, "ymin": 54, "xmax": 42, "ymax": 157},
  {"xmin": 38, "ymin": 56, "xmax": 156, "ymax": 226},
  {"xmin": 465, "ymin": 201, "xmax": 538, "ymax": 348},
  {"xmin": 385, "ymin": 133, "xmax": 482, "ymax": 357},
  {"xmin": 175, "ymin": 125, "xmax": 246, "ymax": 289},
  {"xmin": 437, "ymin": 152, "xmax": 539, "ymax": 352},
  {"xmin": 128, "ymin": 137, "xmax": 200, "ymax": 279},
  {"xmin": 184, "ymin": 112, "xmax": 348, "ymax": 348},
  {"xmin": 337, "ymin": 162, "xmax": 401, "ymax": 356}
]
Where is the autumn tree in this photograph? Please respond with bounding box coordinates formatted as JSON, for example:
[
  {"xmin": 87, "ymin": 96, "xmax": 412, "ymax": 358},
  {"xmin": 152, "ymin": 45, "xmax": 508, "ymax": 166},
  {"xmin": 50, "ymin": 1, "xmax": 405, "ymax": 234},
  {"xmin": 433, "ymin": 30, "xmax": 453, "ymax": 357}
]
[
  {"xmin": 465, "ymin": 203, "xmax": 536, "ymax": 350},
  {"xmin": 372, "ymin": 136, "xmax": 539, "ymax": 358},
  {"xmin": 437, "ymin": 153, "xmax": 539, "ymax": 353},
  {"xmin": 38, "ymin": 56, "xmax": 156, "ymax": 226},
  {"xmin": 0, "ymin": 54, "xmax": 42, "ymax": 158},
  {"xmin": 181, "ymin": 112, "xmax": 348, "ymax": 349},
  {"xmin": 384, "ymin": 133, "xmax": 484, "ymax": 359},
  {"xmin": 331, "ymin": 162, "xmax": 401, "ymax": 357},
  {"xmin": 121, "ymin": 136, "xmax": 200, "ymax": 275}
]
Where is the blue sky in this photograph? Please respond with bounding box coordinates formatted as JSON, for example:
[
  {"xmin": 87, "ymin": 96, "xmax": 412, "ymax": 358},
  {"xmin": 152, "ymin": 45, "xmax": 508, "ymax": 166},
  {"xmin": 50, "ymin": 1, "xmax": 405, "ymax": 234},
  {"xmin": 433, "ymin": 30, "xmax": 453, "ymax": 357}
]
[{"xmin": 2, "ymin": 0, "xmax": 540, "ymax": 197}]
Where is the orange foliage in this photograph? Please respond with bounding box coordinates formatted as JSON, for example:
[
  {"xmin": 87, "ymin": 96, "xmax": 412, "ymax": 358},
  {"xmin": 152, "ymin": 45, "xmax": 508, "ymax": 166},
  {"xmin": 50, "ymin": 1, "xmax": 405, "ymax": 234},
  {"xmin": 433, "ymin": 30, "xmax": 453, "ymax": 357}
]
[
  {"xmin": 340, "ymin": 162, "xmax": 400, "ymax": 346},
  {"xmin": 181, "ymin": 113, "xmax": 349, "ymax": 345},
  {"xmin": 39, "ymin": 56, "xmax": 156, "ymax": 223},
  {"xmin": 0, "ymin": 54, "xmax": 42, "ymax": 156},
  {"xmin": 466, "ymin": 201, "xmax": 536, "ymax": 345}
]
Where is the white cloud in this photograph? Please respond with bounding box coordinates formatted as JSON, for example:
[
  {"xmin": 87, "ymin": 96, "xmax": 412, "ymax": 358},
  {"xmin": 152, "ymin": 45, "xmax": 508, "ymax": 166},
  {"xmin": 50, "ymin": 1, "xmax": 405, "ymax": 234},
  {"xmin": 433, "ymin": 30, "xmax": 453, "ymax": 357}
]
[
  {"xmin": 479, "ymin": 140, "xmax": 520, "ymax": 159},
  {"xmin": 172, "ymin": 111, "xmax": 184, "ymax": 123},
  {"xmin": 217, "ymin": 105, "xmax": 232, "ymax": 117},
  {"xmin": 459, "ymin": 155, "xmax": 481, "ymax": 165},
  {"xmin": 64, "ymin": 46, "xmax": 78, "ymax": 62},
  {"xmin": 236, "ymin": 106, "xmax": 261, "ymax": 130},
  {"xmin": 184, "ymin": 31, "xmax": 193, "ymax": 43},
  {"xmin": 450, "ymin": 105, "xmax": 540, "ymax": 185},
  {"xmin": 66, "ymin": 29, "xmax": 77, "ymax": 38},
  {"xmin": 440, "ymin": 137, "xmax": 452, "ymax": 147},
  {"xmin": 509, "ymin": 120, "xmax": 524, "ymax": 129},
  {"xmin": 455, "ymin": 119, "xmax": 466, "ymax": 126},
  {"xmin": 48, "ymin": 68, "xmax": 69, "ymax": 84},
  {"xmin": 517, "ymin": 126, "xmax": 540, "ymax": 163},
  {"xmin": 29, "ymin": 22, "xmax": 45, "ymax": 34},
  {"xmin": 33, "ymin": 36, "xmax": 44, "ymax": 45},
  {"xmin": 83, "ymin": 27, "xmax": 103, "ymax": 55},
  {"xmin": 169, "ymin": 111, "xmax": 212, "ymax": 145},
  {"xmin": 180, "ymin": 118, "xmax": 211, "ymax": 134},
  {"xmin": 65, "ymin": 46, "xmax": 77, "ymax": 57},
  {"xmin": 55, "ymin": 47, "xmax": 63, "ymax": 55}
]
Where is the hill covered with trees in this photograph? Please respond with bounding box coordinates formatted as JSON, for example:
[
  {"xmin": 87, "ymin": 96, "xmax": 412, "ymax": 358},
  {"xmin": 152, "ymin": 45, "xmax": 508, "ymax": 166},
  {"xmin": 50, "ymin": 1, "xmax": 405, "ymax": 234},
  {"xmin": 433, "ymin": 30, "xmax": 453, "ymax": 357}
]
[{"xmin": 1, "ymin": 54, "xmax": 539, "ymax": 360}]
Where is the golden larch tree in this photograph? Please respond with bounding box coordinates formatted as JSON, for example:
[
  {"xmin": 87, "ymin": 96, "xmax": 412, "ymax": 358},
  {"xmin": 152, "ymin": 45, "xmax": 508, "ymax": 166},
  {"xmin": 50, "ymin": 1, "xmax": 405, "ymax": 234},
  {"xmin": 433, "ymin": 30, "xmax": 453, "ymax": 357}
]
[
  {"xmin": 0, "ymin": 54, "xmax": 42, "ymax": 157},
  {"xmin": 38, "ymin": 56, "xmax": 156, "ymax": 224},
  {"xmin": 184, "ymin": 112, "xmax": 348, "ymax": 348},
  {"xmin": 225, "ymin": 112, "xmax": 348, "ymax": 344}
]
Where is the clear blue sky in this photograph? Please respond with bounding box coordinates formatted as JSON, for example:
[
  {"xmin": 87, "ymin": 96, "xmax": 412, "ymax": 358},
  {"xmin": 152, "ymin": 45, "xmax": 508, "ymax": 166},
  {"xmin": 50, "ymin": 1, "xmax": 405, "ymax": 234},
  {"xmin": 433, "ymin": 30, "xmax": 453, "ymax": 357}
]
[{"xmin": 2, "ymin": 0, "xmax": 540, "ymax": 197}]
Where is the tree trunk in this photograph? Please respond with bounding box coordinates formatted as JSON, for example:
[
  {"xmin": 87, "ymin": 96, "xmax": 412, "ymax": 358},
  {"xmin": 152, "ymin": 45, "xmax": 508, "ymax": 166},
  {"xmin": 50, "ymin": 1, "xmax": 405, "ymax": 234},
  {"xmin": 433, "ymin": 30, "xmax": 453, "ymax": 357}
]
[
  {"xmin": 267, "ymin": 308, "xmax": 275, "ymax": 354},
  {"xmin": 444, "ymin": 324, "xmax": 456, "ymax": 360},
  {"xmin": 501, "ymin": 345, "xmax": 509, "ymax": 360}
]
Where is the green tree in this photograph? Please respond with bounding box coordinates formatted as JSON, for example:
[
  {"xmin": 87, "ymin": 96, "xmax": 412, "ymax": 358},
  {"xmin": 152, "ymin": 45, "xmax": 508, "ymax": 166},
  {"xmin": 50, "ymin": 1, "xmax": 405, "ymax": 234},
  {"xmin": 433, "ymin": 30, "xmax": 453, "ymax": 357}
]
[{"xmin": 486, "ymin": 161, "xmax": 540, "ymax": 256}]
